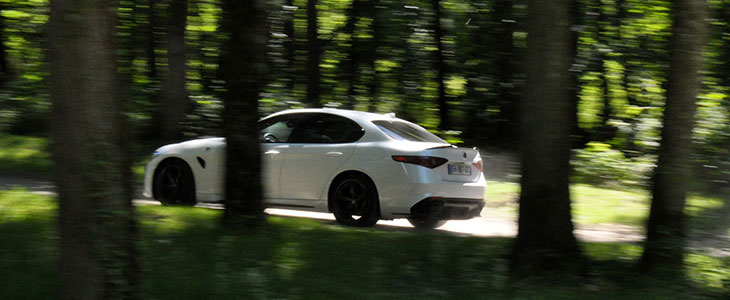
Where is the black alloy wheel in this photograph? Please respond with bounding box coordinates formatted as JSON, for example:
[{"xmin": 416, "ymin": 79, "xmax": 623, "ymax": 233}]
[
  {"xmin": 153, "ymin": 159, "xmax": 196, "ymax": 205},
  {"xmin": 332, "ymin": 175, "xmax": 380, "ymax": 227}
]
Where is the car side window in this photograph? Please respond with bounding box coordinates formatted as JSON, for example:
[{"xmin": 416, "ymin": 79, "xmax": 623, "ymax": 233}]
[
  {"xmin": 292, "ymin": 114, "xmax": 364, "ymax": 144},
  {"xmin": 258, "ymin": 115, "xmax": 303, "ymax": 143}
]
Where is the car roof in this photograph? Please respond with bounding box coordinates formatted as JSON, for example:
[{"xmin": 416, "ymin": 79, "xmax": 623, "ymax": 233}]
[{"xmin": 262, "ymin": 108, "xmax": 398, "ymax": 123}]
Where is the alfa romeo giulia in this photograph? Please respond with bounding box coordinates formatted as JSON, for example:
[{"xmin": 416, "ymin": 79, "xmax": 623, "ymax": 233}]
[{"xmin": 143, "ymin": 108, "xmax": 486, "ymax": 228}]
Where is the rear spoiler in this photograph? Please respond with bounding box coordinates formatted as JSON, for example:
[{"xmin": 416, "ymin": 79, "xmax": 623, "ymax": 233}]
[{"xmin": 426, "ymin": 145, "xmax": 457, "ymax": 150}]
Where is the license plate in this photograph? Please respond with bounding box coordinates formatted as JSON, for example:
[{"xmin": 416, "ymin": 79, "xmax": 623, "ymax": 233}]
[{"xmin": 448, "ymin": 162, "xmax": 472, "ymax": 176}]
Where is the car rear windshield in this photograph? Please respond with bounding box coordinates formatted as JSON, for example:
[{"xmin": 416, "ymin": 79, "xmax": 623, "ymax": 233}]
[{"xmin": 372, "ymin": 120, "xmax": 447, "ymax": 143}]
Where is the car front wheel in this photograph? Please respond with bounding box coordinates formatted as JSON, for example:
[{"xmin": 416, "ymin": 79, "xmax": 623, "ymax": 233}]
[
  {"xmin": 153, "ymin": 159, "xmax": 196, "ymax": 205},
  {"xmin": 331, "ymin": 175, "xmax": 380, "ymax": 227}
]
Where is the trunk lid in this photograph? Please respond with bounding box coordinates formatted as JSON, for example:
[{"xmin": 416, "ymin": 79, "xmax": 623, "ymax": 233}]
[{"xmin": 423, "ymin": 146, "xmax": 483, "ymax": 183}]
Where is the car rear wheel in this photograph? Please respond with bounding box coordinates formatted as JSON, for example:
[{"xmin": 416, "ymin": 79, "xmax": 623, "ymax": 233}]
[
  {"xmin": 407, "ymin": 217, "xmax": 447, "ymax": 230},
  {"xmin": 331, "ymin": 175, "xmax": 380, "ymax": 227},
  {"xmin": 153, "ymin": 159, "xmax": 196, "ymax": 205}
]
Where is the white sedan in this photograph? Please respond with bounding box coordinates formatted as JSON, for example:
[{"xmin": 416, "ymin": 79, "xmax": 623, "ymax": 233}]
[{"xmin": 143, "ymin": 108, "xmax": 486, "ymax": 228}]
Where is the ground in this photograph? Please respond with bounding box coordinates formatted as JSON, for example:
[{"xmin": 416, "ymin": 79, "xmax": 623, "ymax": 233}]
[{"xmin": 2, "ymin": 174, "xmax": 728, "ymax": 257}]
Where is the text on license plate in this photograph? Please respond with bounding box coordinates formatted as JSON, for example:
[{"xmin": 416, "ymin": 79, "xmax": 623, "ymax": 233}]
[{"xmin": 448, "ymin": 162, "xmax": 472, "ymax": 176}]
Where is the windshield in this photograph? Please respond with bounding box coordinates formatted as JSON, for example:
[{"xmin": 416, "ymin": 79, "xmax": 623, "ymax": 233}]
[{"xmin": 372, "ymin": 120, "xmax": 447, "ymax": 144}]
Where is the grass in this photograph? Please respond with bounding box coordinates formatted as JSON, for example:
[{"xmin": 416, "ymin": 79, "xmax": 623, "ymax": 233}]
[
  {"xmin": 485, "ymin": 181, "xmax": 729, "ymax": 235},
  {"xmin": 1, "ymin": 189, "xmax": 729, "ymax": 299},
  {"xmin": 0, "ymin": 134, "xmax": 52, "ymax": 175}
]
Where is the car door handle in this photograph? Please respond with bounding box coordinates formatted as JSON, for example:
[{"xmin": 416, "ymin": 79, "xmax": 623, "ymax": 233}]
[
  {"xmin": 264, "ymin": 150, "xmax": 280, "ymax": 155},
  {"xmin": 326, "ymin": 151, "xmax": 344, "ymax": 157}
]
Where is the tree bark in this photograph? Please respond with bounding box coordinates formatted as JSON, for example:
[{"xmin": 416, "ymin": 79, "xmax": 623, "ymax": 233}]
[
  {"xmin": 283, "ymin": 0, "xmax": 296, "ymax": 95},
  {"xmin": 147, "ymin": 0, "xmax": 158, "ymax": 79},
  {"xmin": 511, "ymin": 0, "xmax": 583, "ymax": 274},
  {"xmin": 49, "ymin": 0, "xmax": 139, "ymax": 298},
  {"xmin": 0, "ymin": 3, "xmax": 9, "ymax": 84},
  {"xmin": 432, "ymin": 0, "xmax": 449, "ymax": 130},
  {"xmin": 494, "ymin": 0, "xmax": 517, "ymax": 147},
  {"xmin": 219, "ymin": 0, "xmax": 267, "ymax": 228},
  {"xmin": 343, "ymin": 0, "xmax": 364, "ymax": 109},
  {"xmin": 160, "ymin": 0, "xmax": 189, "ymax": 140},
  {"xmin": 640, "ymin": 0, "xmax": 708, "ymax": 274},
  {"xmin": 306, "ymin": 0, "xmax": 321, "ymax": 107}
]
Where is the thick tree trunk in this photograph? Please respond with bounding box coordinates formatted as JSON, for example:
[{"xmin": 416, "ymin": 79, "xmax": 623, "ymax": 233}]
[
  {"xmin": 160, "ymin": 0, "xmax": 189, "ymax": 140},
  {"xmin": 432, "ymin": 0, "xmax": 449, "ymax": 130},
  {"xmin": 306, "ymin": 0, "xmax": 321, "ymax": 107},
  {"xmin": 511, "ymin": 0, "xmax": 582, "ymax": 274},
  {"xmin": 49, "ymin": 0, "xmax": 139, "ymax": 298},
  {"xmin": 640, "ymin": 0, "xmax": 708, "ymax": 274},
  {"xmin": 220, "ymin": 0, "xmax": 267, "ymax": 228}
]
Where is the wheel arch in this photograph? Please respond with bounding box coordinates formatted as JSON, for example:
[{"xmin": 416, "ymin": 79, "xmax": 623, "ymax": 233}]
[
  {"xmin": 151, "ymin": 156, "xmax": 197, "ymax": 200},
  {"xmin": 327, "ymin": 170, "xmax": 378, "ymax": 213}
]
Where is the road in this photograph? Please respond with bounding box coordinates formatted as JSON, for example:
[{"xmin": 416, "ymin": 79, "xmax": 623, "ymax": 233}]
[{"xmin": 0, "ymin": 174, "xmax": 646, "ymax": 243}]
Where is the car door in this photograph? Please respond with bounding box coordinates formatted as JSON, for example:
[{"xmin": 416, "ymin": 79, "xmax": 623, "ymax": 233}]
[
  {"xmin": 279, "ymin": 113, "xmax": 365, "ymax": 202},
  {"xmin": 258, "ymin": 114, "xmax": 305, "ymax": 200}
]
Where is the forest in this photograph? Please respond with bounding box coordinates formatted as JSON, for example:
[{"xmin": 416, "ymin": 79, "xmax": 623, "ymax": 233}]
[{"xmin": 0, "ymin": 0, "xmax": 729, "ymax": 298}]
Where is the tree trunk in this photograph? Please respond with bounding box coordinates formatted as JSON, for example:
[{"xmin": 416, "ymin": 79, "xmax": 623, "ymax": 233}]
[
  {"xmin": 0, "ymin": 3, "xmax": 9, "ymax": 84},
  {"xmin": 343, "ymin": 0, "xmax": 364, "ymax": 109},
  {"xmin": 306, "ymin": 0, "xmax": 321, "ymax": 107},
  {"xmin": 640, "ymin": 0, "xmax": 708, "ymax": 274},
  {"xmin": 49, "ymin": 0, "xmax": 139, "ymax": 298},
  {"xmin": 160, "ymin": 0, "xmax": 189, "ymax": 140},
  {"xmin": 283, "ymin": 0, "xmax": 296, "ymax": 96},
  {"xmin": 568, "ymin": 0, "xmax": 585, "ymax": 147},
  {"xmin": 432, "ymin": 0, "xmax": 449, "ymax": 130},
  {"xmin": 495, "ymin": 0, "xmax": 517, "ymax": 147},
  {"xmin": 147, "ymin": 0, "xmax": 158, "ymax": 79},
  {"xmin": 366, "ymin": 3, "xmax": 381, "ymax": 112},
  {"xmin": 219, "ymin": 0, "xmax": 268, "ymax": 228},
  {"xmin": 511, "ymin": 0, "xmax": 583, "ymax": 274}
]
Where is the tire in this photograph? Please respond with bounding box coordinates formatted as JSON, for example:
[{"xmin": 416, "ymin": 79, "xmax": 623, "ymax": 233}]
[
  {"xmin": 153, "ymin": 159, "xmax": 196, "ymax": 205},
  {"xmin": 331, "ymin": 174, "xmax": 380, "ymax": 227},
  {"xmin": 407, "ymin": 217, "xmax": 447, "ymax": 230}
]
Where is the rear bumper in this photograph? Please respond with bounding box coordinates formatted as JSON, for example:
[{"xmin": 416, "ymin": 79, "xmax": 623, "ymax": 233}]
[{"xmin": 410, "ymin": 197, "xmax": 485, "ymax": 220}]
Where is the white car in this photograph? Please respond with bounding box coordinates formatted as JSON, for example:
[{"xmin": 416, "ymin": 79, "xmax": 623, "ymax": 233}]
[{"xmin": 143, "ymin": 108, "xmax": 486, "ymax": 228}]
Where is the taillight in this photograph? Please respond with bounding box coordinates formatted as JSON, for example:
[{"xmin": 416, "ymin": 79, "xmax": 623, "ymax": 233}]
[
  {"xmin": 472, "ymin": 159, "xmax": 483, "ymax": 172},
  {"xmin": 392, "ymin": 155, "xmax": 448, "ymax": 169}
]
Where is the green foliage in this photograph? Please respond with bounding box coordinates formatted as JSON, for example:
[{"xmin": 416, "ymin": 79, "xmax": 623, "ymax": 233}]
[{"xmin": 572, "ymin": 142, "xmax": 656, "ymax": 188}]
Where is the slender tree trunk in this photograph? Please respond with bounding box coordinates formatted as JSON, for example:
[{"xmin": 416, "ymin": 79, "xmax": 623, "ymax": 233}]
[
  {"xmin": 640, "ymin": 0, "xmax": 708, "ymax": 274},
  {"xmin": 0, "ymin": 4, "xmax": 9, "ymax": 84},
  {"xmin": 367, "ymin": 3, "xmax": 381, "ymax": 112},
  {"xmin": 220, "ymin": 0, "xmax": 268, "ymax": 228},
  {"xmin": 568, "ymin": 0, "xmax": 584, "ymax": 147},
  {"xmin": 147, "ymin": 0, "xmax": 158, "ymax": 79},
  {"xmin": 283, "ymin": 0, "xmax": 295, "ymax": 96},
  {"xmin": 344, "ymin": 0, "xmax": 364, "ymax": 109},
  {"xmin": 511, "ymin": 0, "xmax": 583, "ymax": 274},
  {"xmin": 49, "ymin": 0, "xmax": 139, "ymax": 298},
  {"xmin": 306, "ymin": 0, "xmax": 321, "ymax": 107},
  {"xmin": 160, "ymin": 0, "xmax": 189, "ymax": 140},
  {"xmin": 432, "ymin": 0, "xmax": 449, "ymax": 130},
  {"xmin": 495, "ymin": 0, "xmax": 517, "ymax": 147}
]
